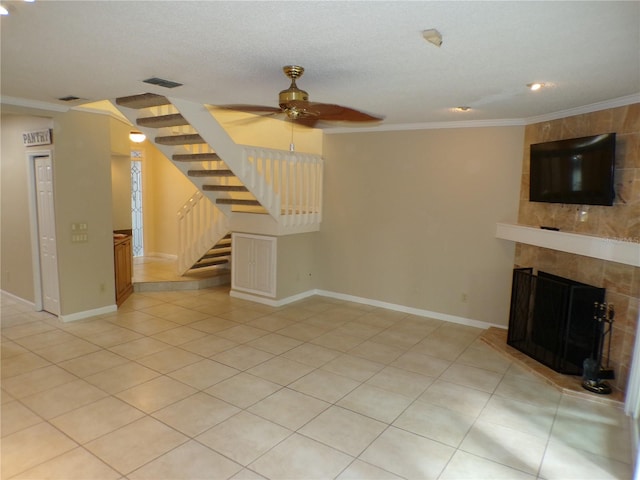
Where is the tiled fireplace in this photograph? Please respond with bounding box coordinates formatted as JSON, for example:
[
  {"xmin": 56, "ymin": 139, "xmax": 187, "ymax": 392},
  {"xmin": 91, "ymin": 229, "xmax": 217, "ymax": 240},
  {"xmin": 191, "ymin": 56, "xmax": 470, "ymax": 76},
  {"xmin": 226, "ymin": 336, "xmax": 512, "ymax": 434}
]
[{"xmin": 511, "ymin": 103, "xmax": 639, "ymax": 393}]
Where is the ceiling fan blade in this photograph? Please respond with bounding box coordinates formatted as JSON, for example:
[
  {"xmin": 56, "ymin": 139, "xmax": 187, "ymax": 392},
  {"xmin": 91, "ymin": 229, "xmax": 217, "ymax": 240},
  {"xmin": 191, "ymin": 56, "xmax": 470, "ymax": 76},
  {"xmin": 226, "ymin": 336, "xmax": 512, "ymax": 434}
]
[
  {"xmin": 288, "ymin": 116, "xmax": 320, "ymax": 128},
  {"xmin": 220, "ymin": 112, "xmax": 286, "ymax": 127},
  {"xmin": 291, "ymin": 101, "xmax": 383, "ymax": 123},
  {"xmin": 215, "ymin": 104, "xmax": 283, "ymax": 114}
]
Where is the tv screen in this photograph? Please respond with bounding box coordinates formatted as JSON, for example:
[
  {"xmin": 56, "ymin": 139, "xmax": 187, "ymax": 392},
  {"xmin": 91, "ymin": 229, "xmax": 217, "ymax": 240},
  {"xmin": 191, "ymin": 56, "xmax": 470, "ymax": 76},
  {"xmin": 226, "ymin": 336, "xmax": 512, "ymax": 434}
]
[{"xmin": 529, "ymin": 133, "xmax": 616, "ymax": 206}]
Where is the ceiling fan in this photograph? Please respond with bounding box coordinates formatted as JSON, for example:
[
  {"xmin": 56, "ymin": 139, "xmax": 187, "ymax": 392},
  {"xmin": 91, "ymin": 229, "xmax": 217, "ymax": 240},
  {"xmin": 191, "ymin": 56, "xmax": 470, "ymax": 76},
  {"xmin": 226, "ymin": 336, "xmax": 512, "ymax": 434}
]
[{"xmin": 217, "ymin": 65, "xmax": 384, "ymax": 128}]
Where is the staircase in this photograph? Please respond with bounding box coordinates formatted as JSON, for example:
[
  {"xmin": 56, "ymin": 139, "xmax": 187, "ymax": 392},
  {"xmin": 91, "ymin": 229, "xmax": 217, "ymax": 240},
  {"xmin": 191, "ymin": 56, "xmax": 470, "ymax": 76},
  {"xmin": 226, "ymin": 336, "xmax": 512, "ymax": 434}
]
[
  {"xmin": 192, "ymin": 234, "xmax": 231, "ymax": 270},
  {"xmin": 113, "ymin": 93, "xmax": 322, "ymax": 275}
]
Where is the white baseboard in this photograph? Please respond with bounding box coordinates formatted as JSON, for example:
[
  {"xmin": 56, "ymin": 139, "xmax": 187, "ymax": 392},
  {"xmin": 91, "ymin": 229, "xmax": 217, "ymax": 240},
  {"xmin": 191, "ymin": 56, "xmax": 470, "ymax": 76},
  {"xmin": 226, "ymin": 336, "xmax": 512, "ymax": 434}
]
[
  {"xmin": 315, "ymin": 289, "xmax": 504, "ymax": 330},
  {"xmin": 230, "ymin": 289, "xmax": 315, "ymax": 307},
  {"xmin": 0, "ymin": 290, "xmax": 36, "ymax": 309},
  {"xmin": 59, "ymin": 304, "xmax": 118, "ymax": 323},
  {"xmin": 143, "ymin": 252, "xmax": 178, "ymax": 260},
  {"xmin": 231, "ymin": 287, "xmax": 503, "ymax": 330}
]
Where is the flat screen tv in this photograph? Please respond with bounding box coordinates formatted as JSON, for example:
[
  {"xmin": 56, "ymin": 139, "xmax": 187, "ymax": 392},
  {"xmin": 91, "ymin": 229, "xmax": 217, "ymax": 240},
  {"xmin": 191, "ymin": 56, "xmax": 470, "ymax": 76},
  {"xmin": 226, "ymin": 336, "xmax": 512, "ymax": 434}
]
[{"xmin": 529, "ymin": 133, "xmax": 616, "ymax": 206}]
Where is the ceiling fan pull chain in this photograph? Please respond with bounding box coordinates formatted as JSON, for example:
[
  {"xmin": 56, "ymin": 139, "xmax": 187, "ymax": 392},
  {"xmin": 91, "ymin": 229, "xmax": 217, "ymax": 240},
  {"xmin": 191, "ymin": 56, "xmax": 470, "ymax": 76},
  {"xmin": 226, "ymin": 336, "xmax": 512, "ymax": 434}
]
[{"xmin": 290, "ymin": 120, "xmax": 295, "ymax": 152}]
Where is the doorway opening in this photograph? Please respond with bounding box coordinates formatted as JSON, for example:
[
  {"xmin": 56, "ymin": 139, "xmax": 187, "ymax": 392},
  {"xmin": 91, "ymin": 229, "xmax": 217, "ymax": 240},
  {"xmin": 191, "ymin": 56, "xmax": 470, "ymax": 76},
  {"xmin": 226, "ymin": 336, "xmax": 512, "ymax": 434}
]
[{"xmin": 27, "ymin": 151, "xmax": 60, "ymax": 315}]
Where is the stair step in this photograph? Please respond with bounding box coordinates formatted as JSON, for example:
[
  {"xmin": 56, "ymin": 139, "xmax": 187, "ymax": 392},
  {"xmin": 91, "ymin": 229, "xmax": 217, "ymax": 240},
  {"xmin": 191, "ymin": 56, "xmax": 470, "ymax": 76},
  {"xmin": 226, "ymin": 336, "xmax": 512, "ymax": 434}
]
[
  {"xmin": 201, "ymin": 248, "xmax": 231, "ymax": 259},
  {"xmin": 191, "ymin": 258, "xmax": 229, "ymax": 269},
  {"xmin": 173, "ymin": 153, "xmax": 221, "ymax": 162},
  {"xmin": 216, "ymin": 198, "xmax": 261, "ymax": 206},
  {"xmin": 156, "ymin": 134, "xmax": 205, "ymax": 146},
  {"xmin": 115, "ymin": 93, "xmax": 170, "ymax": 109},
  {"xmin": 155, "ymin": 133, "xmax": 206, "ymax": 145},
  {"xmin": 137, "ymin": 113, "xmax": 187, "ymax": 128},
  {"xmin": 203, "ymin": 185, "xmax": 249, "ymax": 192},
  {"xmin": 188, "ymin": 169, "xmax": 234, "ymax": 177}
]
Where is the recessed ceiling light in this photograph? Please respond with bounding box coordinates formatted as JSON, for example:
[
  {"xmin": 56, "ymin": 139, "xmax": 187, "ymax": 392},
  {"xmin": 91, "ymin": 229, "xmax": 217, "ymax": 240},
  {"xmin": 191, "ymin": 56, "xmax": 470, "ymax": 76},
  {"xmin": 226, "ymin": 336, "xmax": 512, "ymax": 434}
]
[
  {"xmin": 453, "ymin": 106, "xmax": 471, "ymax": 112},
  {"xmin": 527, "ymin": 82, "xmax": 544, "ymax": 91}
]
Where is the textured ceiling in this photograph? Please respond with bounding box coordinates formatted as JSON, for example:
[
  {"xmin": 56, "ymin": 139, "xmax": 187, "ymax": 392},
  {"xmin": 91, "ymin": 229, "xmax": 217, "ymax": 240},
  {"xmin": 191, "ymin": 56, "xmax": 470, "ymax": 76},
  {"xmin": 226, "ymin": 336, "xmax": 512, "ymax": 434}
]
[{"xmin": 1, "ymin": 1, "xmax": 639, "ymax": 129}]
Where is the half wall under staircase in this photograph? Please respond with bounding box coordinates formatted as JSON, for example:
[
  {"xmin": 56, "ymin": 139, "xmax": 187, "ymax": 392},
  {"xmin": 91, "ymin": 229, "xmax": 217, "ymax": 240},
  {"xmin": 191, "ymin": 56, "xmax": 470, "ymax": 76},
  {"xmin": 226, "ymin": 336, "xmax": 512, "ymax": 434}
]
[{"xmin": 113, "ymin": 93, "xmax": 323, "ymax": 274}]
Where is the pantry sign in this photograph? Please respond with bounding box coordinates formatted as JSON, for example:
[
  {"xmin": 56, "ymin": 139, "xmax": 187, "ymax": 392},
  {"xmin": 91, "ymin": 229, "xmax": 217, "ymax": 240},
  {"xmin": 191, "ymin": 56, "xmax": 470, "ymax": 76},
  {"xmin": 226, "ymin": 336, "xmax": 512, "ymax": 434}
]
[{"xmin": 22, "ymin": 129, "xmax": 52, "ymax": 147}]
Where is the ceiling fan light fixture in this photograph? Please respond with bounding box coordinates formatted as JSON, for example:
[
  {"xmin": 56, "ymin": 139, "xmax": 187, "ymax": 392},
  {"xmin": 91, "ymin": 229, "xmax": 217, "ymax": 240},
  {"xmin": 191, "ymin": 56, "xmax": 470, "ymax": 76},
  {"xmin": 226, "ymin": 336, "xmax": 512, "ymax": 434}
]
[
  {"xmin": 129, "ymin": 131, "xmax": 146, "ymax": 143},
  {"xmin": 454, "ymin": 106, "xmax": 471, "ymax": 112},
  {"xmin": 527, "ymin": 82, "xmax": 545, "ymax": 91}
]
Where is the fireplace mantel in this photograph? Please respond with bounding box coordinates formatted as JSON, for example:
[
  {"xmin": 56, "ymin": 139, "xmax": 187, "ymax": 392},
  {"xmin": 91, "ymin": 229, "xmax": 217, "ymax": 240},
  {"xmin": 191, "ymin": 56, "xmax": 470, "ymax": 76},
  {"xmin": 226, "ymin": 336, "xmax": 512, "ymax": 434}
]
[{"xmin": 496, "ymin": 223, "xmax": 640, "ymax": 267}]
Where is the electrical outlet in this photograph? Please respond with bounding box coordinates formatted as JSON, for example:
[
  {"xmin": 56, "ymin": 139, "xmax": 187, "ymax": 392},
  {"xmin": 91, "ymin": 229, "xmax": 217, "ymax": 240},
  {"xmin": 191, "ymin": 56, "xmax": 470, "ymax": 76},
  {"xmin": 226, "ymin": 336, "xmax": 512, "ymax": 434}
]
[{"xmin": 71, "ymin": 222, "xmax": 89, "ymax": 243}]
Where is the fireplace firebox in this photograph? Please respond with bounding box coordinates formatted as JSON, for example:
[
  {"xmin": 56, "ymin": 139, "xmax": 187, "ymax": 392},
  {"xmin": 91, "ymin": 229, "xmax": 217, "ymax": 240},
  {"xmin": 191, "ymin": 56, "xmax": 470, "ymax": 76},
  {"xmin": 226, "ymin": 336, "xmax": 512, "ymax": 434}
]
[{"xmin": 507, "ymin": 268, "xmax": 605, "ymax": 375}]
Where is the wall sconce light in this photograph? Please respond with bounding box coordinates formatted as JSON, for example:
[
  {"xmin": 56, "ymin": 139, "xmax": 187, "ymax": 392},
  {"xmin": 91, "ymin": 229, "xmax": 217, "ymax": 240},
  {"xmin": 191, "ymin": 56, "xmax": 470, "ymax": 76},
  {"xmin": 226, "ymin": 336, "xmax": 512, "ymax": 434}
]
[{"xmin": 129, "ymin": 131, "xmax": 146, "ymax": 143}]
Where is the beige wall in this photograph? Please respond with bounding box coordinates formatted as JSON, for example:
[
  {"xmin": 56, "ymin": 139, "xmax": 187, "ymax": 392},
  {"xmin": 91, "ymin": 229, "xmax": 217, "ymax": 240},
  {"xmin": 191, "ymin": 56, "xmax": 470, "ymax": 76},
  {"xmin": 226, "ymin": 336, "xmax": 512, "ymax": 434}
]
[
  {"xmin": 111, "ymin": 153, "xmax": 132, "ymax": 231},
  {"xmin": 276, "ymin": 232, "xmax": 318, "ymax": 299},
  {"xmin": 1, "ymin": 111, "xmax": 121, "ymax": 315},
  {"xmin": 110, "ymin": 118, "xmax": 134, "ymax": 231},
  {"xmin": 515, "ymin": 103, "xmax": 640, "ymax": 392},
  {"xmin": 0, "ymin": 115, "xmax": 53, "ymax": 301},
  {"xmin": 319, "ymin": 126, "xmax": 524, "ymax": 326},
  {"xmin": 212, "ymin": 110, "xmax": 322, "ymax": 155},
  {"xmin": 141, "ymin": 141, "xmax": 196, "ymax": 257},
  {"xmin": 52, "ymin": 110, "xmax": 116, "ymax": 315}
]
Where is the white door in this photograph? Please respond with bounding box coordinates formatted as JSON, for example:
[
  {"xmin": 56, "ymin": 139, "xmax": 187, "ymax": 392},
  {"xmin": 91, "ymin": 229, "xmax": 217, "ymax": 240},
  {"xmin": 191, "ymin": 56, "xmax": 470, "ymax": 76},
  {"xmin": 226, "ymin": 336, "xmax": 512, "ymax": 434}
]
[
  {"xmin": 253, "ymin": 237, "xmax": 275, "ymax": 296},
  {"xmin": 231, "ymin": 234, "xmax": 254, "ymax": 292},
  {"xmin": 34, "ymin": 155, "xmax": 60, "ymax": 315},
  {"xmin": 231, "ymin": 233, "xmax": 276, "ymax": 298}
]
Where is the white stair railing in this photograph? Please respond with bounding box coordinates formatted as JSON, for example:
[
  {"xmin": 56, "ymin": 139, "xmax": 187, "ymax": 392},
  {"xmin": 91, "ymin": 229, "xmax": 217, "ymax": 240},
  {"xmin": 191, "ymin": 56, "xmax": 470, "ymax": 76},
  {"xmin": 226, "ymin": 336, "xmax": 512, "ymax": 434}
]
[
  {"xmin": 177, "ymin": 191, "xmax": 230, "ymax": 274},
  {"xmin": 242, "ymin": 147, "xmax": 323, "ymax": 226},
  {"xmin": 170, "ymin": 98, "xmax": 323, "ymax": 223}
]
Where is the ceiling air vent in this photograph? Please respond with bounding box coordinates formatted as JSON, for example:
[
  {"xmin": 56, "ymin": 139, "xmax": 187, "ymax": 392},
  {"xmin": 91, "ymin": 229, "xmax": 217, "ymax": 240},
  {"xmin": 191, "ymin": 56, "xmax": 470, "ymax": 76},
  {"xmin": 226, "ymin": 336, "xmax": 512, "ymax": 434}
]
[
  {"xmin": 143, "ymin": 77, "xmax": 183, "ymax": 89},
  {"xmin": 58, "ymin": 95, "xmax": 81, "ymax": 101}
]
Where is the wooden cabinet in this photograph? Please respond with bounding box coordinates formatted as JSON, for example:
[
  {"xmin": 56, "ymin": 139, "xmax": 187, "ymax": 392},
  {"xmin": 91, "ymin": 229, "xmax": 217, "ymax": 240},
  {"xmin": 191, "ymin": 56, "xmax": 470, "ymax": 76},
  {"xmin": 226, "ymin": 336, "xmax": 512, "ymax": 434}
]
[
  {"xmin": 114, "ymin": 234, "xmax": 133, "ymax": 306},
  {"xmin": 231, "ymin": 233, "xmax": 276, "ymax": 298}
]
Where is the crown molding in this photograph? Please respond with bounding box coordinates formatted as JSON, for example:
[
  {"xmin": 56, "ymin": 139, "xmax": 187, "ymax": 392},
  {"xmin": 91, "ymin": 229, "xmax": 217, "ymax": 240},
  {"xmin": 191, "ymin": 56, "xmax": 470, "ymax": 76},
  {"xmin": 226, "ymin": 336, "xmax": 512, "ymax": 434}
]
[
  {"xmin": 72, "ymin": 105, "xmax": 133, "ymax": 125},
  {"xmin": 325, "ymin": 93, "xmax": 640, "ymax": 134},
  {"xmin": 324, "ymin": 118, "xmax": 525, "ymax": 134},
  {"xmin": 0, "ymin": 96, "xmax": 69, "ymax": 113},
  {"xmin": 523, "ymin": 93, "xmax": 640, "ymax": 125},
  {"xmin": 0, "ymin": 95, "xmax": 133, "ymax": 125},
  {"xmin": 5, "ymin": 93, "xmax": 638, "ymax": 133}
]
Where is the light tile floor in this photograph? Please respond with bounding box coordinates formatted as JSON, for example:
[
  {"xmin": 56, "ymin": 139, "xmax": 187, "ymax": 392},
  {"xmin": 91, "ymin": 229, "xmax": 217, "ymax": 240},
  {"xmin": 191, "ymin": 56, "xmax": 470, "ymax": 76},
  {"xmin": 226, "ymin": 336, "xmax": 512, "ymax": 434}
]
[
  {"xmin": 1, "ymin": 287, "xmax": 634, "ymax": 479},
  {"xmin": 132, "ymin": 255, "xmax": 229, "ymax": 286}
]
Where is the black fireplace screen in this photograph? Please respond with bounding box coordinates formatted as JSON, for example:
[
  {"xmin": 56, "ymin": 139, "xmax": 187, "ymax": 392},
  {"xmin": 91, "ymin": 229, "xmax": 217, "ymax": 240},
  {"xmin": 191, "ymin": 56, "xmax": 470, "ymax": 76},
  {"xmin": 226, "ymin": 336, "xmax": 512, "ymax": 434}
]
[{"xmin": 507, "ymin": 268, "xmax": 605, "ymax": 375}]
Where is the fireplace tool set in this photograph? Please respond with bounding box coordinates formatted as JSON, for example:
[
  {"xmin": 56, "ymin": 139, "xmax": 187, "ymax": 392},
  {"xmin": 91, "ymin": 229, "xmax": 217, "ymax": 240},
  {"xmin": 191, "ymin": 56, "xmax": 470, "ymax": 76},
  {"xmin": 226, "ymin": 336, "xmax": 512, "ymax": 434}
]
[{"xmin": 582, "ymin": 302, "xmax": 615, "ymax": 394}]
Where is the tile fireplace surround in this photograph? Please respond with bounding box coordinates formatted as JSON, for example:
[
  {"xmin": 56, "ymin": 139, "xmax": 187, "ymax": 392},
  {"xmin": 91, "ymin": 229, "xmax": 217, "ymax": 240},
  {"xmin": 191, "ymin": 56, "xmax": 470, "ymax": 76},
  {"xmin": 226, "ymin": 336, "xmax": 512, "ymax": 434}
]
[{"xmin": 505, "ymin": 103, "xmax": 639, "ymax": 394}]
